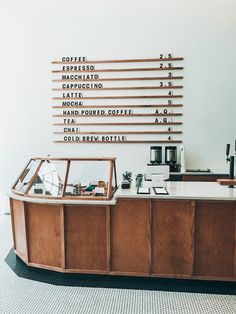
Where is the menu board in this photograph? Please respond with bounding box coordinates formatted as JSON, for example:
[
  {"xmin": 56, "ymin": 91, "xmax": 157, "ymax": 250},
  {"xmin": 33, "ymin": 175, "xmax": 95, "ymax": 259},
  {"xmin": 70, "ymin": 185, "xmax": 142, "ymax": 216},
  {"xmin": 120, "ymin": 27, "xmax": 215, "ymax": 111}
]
[{"xmin": 51, "ymin": 54, "xmax": 184, "ymax": 143}]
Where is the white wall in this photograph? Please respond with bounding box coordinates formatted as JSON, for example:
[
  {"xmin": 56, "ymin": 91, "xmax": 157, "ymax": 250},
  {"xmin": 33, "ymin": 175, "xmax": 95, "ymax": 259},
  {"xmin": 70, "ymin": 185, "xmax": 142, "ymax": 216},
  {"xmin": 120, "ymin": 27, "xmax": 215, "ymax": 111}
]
[{"xmin": 1, "ymin": 0, "xmax": 236, "ymax": 211}]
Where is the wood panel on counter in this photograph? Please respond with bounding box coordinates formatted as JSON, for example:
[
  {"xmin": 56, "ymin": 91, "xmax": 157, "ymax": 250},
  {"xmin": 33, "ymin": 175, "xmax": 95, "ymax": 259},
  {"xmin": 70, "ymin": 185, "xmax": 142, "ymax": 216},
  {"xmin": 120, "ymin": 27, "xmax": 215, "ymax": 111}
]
[
  {"xmin": 110, "ymin": 199, "xmax": 151, "ymax": 275},
  {"xmin": 10, "ymin": 199, "xmax": 28, "ymax": 262},
  {"xmin": 194, "ymin": 201, "xmax": 235, "ymax": 278},
  {"xmin": 64, "ymin": 205, "xmax": 108, "ymax": 272},
  {"xmin": 152, "ymin": 200, "xmax": 194, "ymax": 277},
  {"xmin": 26, "ymin": 203, "xmax": 63, "ymax": 269}
]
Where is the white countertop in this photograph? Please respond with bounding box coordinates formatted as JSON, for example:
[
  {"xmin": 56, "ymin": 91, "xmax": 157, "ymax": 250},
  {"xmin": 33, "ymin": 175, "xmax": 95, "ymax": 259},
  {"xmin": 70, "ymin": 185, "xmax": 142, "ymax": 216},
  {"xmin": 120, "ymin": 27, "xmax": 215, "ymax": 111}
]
[
  {"xmin": 8, "ymin": 181, "xmax": 236, "ymax": 204},
  {"xmin": 115, "ymin": 181, "xmax": 236, "ymax": 201}
]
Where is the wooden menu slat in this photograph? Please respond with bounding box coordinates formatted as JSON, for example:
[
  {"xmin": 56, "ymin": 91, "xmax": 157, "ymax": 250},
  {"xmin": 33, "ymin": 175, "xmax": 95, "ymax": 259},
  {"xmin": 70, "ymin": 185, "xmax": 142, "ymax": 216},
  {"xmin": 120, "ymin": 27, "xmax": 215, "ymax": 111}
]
[
  {"xmin": 54, "ymin": 131, "xmax": 182, "ymax": 135},
  {"xmin": 52, "ymin": 57, "xmax": 184, "ymax": 64},
  {"xmin": 54, "ymin": 140, "xmax": 183, "ymax": 144},
  {"xmin": 52, "ymin": 67, "xmax": 183, "ymax": 73},
  {"xmin": 52, "ymin": 76, "xmax": 183, "ymax": 82},
  {"xmin": 53, "ymin": 95, "xmax": 183, "ymax": 100},
  {"xmin": 52, "ymin": 86, "xmax": 183, "ymax": 91},
  {"xmin": 53, "ymin": 122, "xmax": 182, "ymax": 126},
  {"xmin": 53, "ymin": 113, "xmax": 182, "ymax": 117},
  {"xmin": 52, "ymin": 104, "xmax": 183, "ymax": 108}
]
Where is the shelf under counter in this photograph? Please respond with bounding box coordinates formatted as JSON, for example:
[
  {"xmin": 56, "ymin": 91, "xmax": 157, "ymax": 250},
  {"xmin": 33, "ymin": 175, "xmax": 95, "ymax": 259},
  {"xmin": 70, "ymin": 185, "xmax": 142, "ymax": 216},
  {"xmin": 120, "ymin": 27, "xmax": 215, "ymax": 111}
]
[{"xmin": 169, "ymin": 172, "xmax": 229, "ymax": 182}]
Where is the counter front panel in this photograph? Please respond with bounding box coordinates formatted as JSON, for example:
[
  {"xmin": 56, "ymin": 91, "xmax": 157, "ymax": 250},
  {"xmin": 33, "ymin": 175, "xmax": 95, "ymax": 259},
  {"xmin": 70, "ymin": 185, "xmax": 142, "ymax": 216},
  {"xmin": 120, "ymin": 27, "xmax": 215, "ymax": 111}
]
[{"xmin": 10, "ymin": 181, "xmax": 236, "ymax": 281}]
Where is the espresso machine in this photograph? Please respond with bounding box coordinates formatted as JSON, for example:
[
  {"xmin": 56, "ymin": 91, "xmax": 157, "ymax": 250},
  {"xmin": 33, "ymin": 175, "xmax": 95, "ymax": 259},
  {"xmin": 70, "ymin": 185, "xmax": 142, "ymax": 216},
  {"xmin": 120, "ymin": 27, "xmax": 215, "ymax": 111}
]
[
  {"xmin": 145, "ymin": 146, "xmax": 180, "ymax": 181},
  {"xmin": 146, "ymin": 146, "xmax": 169, "ymax": 180}
]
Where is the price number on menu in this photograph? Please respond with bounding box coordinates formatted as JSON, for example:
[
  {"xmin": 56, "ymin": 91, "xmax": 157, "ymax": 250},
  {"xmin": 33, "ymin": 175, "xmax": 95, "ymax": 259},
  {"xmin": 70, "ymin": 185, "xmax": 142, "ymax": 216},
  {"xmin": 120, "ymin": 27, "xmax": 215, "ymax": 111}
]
[
  {"xmin": 160, "ymin": 81, "xmax": 173, "ymax": 87},
  {"xmin": 160, "ymin": 63, "xmax": 172, "ymax": 69},
  {"xmin": 155, "ymin": 117, "xmax": 172, "ymax": 123},
  {"xmin": 159, "ymin": 53, "xmax": 172, "ymax": 59},
  {"xmin": 155, "ymin": 109, "xmax": 171, "ymax": 114}
]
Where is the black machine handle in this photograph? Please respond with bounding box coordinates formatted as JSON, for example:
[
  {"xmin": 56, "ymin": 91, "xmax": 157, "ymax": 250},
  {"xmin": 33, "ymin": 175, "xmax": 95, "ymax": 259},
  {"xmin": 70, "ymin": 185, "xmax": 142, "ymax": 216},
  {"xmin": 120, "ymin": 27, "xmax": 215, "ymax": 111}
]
[
  {"xmin": 229, "ymin": 156, "xmax": 235, "ymax": 180},
  {"xmin": 226, "ymin": 143, "xmax": 230, "ymax": 156}
]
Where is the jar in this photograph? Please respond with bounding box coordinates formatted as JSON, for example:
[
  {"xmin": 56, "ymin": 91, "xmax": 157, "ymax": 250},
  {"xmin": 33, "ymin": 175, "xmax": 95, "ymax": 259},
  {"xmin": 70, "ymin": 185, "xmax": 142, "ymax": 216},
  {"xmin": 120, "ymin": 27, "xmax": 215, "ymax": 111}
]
[{"xmin": 135, "ymin": 174, "xmax": 143, "ymax": 188}]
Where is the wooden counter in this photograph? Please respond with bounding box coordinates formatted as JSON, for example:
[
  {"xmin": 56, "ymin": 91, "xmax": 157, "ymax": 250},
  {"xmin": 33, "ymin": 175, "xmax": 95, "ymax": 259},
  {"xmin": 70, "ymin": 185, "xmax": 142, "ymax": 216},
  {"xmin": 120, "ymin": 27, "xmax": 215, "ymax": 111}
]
[{"xmin": 9, "ymin": 182, "xmax": 236, "ymax": 281}]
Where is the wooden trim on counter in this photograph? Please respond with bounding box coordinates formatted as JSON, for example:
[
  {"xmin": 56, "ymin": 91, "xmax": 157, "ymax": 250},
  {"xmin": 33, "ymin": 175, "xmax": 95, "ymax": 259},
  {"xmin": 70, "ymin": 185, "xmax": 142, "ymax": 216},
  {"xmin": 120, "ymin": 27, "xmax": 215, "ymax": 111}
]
[
  {"xmin": 106, "ymin": 206, "xmax": 111, "ymax": 272},
  {"xmin": 60, "ymin": 205, "xmax": 65, "ymax": 269},
  {"xmin": 14, "ymin": 250, "xmax": 29, "ymax": 264},
  {"xmin": 20, "ymin": 194, "xmax": 112, "ymax": 201},
  {"xmin": 151, "ymin": 273, "xmax": 192, "ymax": 279},
  {"xmin": 24, "ymin": 202, "xmax": 29, "ymax": 263},
  {"xmin": 148, "ymin": 200, "xmax": 152, "ymax": 274},
  {"xmin": 10, "ymin": 198, "xmax": 16, "ymax": 250},
  {"xmin": 190, "ymin": 200, "xmax": 196, "ymax": 276},
  {"xmin": 109, "ymin": 271, "xmax": 150, "ymax": 277}
]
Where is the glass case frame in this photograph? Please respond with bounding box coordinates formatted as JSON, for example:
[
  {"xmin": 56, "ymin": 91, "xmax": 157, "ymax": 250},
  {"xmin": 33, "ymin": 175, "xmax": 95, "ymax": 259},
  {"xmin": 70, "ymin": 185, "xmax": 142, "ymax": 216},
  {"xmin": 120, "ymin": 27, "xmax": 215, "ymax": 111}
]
[{"xmin": 12, "ymin": 157, "xmax": 117, "ymax": 200}]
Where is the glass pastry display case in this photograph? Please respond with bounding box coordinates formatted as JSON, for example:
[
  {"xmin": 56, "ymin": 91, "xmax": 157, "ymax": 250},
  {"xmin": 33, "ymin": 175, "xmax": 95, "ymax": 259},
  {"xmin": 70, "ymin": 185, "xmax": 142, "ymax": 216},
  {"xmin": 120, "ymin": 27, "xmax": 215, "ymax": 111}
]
[{"xmin": 12, "ymin": 157, "xmax": 117, "ymax": 200}]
